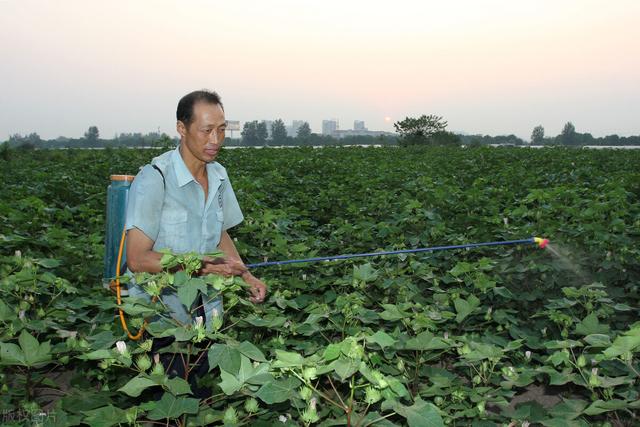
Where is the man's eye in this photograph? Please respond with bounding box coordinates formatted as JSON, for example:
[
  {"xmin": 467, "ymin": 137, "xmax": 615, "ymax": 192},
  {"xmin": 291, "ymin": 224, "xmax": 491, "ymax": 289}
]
[{"xmin": 219, "ymin": 128, "xmax": 226, "ymax": 133}]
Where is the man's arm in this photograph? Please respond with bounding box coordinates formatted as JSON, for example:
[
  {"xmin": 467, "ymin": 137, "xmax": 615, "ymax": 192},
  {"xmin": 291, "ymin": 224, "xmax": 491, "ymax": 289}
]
[
  {"xmin": 127, "ymin": 228, "xmax": 247, "ymax": 276},
  {"xmin": 215, "ymin": 230, "xmax": 267, "ymax": 303},
  {"xmin": 126, "ymin": 228, "xmax": 164, "ymax": 273}
]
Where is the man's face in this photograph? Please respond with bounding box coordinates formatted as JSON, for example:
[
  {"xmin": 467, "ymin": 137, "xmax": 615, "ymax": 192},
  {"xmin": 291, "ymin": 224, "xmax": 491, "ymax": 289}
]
[{"xmin": 178, "ymin": 101, "xmax": 226, "ymax": 164}]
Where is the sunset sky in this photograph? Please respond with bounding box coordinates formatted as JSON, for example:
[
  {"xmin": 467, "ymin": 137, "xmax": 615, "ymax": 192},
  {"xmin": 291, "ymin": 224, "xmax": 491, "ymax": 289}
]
[{"xmin": 1, "ymin": 0, "xmax": 639, "ymax": 140}]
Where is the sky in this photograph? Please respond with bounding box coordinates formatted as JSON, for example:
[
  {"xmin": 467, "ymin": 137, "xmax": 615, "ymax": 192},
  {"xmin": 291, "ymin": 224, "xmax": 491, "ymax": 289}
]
[{"xmin": 1, "ymin": 0, "xmax": 639, "ymax": 140}]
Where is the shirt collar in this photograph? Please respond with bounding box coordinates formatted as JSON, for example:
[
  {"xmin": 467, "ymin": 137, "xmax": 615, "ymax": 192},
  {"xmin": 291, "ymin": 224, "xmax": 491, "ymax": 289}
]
[{"xmin": 171, "ymin": 145, "xmax": 226, "ymax": 187}]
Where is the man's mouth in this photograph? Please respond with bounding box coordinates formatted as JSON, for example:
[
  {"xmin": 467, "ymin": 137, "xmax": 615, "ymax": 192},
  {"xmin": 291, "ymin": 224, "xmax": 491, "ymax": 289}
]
[{"xmin": 205, "ymin": 148, "xmax": 219, "ymax": 156}]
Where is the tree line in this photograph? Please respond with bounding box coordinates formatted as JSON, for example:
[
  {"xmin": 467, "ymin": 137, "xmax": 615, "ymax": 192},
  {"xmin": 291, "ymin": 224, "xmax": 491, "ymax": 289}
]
[{"xmin": 3, "ymin": 119, "xmax": 639, "ymax": 150}]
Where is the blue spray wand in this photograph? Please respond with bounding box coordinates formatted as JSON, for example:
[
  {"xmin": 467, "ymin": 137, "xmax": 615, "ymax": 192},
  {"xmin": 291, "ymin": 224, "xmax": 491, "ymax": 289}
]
[{"xmin": 246, "ymin": 237, "xmax": 549, "ymax": 268}]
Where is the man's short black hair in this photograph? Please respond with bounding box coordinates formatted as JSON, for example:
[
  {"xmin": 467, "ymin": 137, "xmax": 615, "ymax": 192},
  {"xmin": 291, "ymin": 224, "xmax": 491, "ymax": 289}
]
[{"xmin": 176, "ymin": 90, "xmax": 224, "ymax": 126}]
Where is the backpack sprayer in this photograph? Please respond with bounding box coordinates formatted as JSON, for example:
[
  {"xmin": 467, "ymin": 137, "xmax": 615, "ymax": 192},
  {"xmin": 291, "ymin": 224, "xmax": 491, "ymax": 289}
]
[{"xmin": 104, "ymin": 174, "xmax": 549, "ymax": 340}]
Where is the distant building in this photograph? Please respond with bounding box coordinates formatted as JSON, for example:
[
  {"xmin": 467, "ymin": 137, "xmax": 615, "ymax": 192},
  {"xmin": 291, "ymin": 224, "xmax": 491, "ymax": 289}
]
[
  {"xmin": 354, "ymin": 120, "xmax": 367, "ymax": 131},
  {"xmin": 322, "ymin": 119, "xmax": 338, "ymax": 136},
  {"xmin": 287, "ymin": 120, "xmax": 305, "ymax": 137},
  {"xmin": 333, "ymin": 129, "xmax": 395, "ymax": 139}
]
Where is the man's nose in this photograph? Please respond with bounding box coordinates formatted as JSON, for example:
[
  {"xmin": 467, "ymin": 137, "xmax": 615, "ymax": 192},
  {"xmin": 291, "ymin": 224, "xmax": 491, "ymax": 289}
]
[{"xmin": 209, "ymin": 132, "xmax": 221, "ymax": 146}]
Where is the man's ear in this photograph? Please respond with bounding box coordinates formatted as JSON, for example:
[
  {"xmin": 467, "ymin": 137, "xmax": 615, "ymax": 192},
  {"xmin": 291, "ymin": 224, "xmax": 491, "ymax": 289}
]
[{"xmin": 176, "ymin": 121, "xmax": 187, "ymax": 138}]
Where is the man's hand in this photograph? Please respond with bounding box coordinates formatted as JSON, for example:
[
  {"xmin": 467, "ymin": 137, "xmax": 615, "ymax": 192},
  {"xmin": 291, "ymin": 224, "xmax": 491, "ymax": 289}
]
[
  {"xmin": 242, "ymin": 272, "xmax": 267, "ymax": 304},
  {"xmin": 199, "ymin": 256, "xmax": 247, "ymax": 277}
]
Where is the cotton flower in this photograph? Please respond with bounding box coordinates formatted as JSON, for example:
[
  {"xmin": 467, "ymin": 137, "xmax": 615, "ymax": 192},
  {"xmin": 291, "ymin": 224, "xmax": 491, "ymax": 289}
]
[
  {"xmin": 115, "ymin": 341, "xmax": 127, "ymax": 355},
  {"xmin": 194, "ymin": 316, "xmax": 204, "ymax": 328}
]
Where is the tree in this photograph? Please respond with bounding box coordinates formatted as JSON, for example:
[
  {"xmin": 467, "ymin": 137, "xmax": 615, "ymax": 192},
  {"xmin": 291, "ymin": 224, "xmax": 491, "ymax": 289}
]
[
  {"xmin": 256, "ymin": 121, "xmax": 268, "ymax": 145},
  {"xmin": 531, "ymin": 125, "xmax": 545, "ymax": 145},
  {"xmin": 85, "ymin": 126, "xmax": 100, "ymax": 142},
  {"xmin": 241, "ymin": 121, "xmax": 258, "ymax": 146},
  {"xmin": 271, "ymin": 119, "xmax": 288, "ymax": 145},
  {"xmin": 296, "ymin": 122, "xmax": 311, "ymax": 143},
  {"xmin": 560, "ymin": 122, "xmax": 576, "ymax": 145},
  {"xmin": 393, "ymin": 115, "xmax": 449, "ymax": 146}
]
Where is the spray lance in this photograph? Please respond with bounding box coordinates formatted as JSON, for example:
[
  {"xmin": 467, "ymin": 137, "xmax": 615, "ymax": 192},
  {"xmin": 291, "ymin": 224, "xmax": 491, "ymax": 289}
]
[
  {"xmin": 103, "ymin": 174, "xmax": 550, "ymax": 339},
  {"xmin": 245, "ymin": 236, "xmax": 550, "ymax": 268}
]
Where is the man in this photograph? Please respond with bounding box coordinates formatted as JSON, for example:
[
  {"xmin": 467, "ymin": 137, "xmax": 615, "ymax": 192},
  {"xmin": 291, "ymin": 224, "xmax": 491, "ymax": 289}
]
[{"xmin": 126, "ymin": 89, "xmax": 267, "ymax": 327}]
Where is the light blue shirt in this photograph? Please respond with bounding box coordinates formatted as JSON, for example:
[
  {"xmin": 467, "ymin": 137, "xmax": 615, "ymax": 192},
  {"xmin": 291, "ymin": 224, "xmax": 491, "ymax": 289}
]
[
  {"xmin": 126, "ymin": 146, "xmax": 244, "ymax": 252},
  {"xmin": 125, "ymin": 146, "xmax": 244, "ymax": 328}
]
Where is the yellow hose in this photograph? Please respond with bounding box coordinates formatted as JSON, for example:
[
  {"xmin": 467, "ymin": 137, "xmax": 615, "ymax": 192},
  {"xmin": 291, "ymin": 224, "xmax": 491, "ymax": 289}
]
[{"xmin": 115, "ymin": 227, "xmax": 154, "ymax": 340}]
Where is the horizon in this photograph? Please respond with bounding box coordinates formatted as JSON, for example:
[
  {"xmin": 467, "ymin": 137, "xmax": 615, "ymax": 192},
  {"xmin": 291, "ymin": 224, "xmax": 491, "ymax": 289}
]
[{"xmin": 1, "ymin": 0, "xmax": 639, "ymax": 140}]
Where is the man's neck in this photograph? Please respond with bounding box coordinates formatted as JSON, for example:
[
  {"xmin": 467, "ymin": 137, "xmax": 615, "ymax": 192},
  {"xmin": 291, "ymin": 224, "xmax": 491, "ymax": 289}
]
[{"xmin": 179, "ymin": 144, "xmax": 207, "ymax": 180}]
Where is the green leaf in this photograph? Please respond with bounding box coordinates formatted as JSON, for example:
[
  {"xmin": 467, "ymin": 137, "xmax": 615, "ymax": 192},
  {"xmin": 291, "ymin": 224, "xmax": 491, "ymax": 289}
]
[
  {"xmin": 322, "ymin": 343, "xmax": 342, "ymax": 361},
  {"xmin": 332, "ymin": 356, "xmax": 360, "ymax": 380},
  {"xmin": 177, "ymin": 277, "xmax": 207, "ymax": 309},
  {"xmin": 404, "ymin": 331, "xmax": 450, "ymax": 351},
  {"xmin": 256, "ymin": 377, "xmax": 301, "ymax": 404},
  {"xmin": 583, "ymin": 399, "xmax": 629, "ymax": 415},
  {"xmin": 35, "ymin": 258, "xmax": 62, "ymax": 268},
  {"xmin": 463, "ymin": 342, "xmax": 503, "ymax": 362},
  {"xmin": 395, "ymin": 397, "xmax": 444, "ymax": 427},
  {"xmin": 147, "ymin": 392, "xmax": 200, "ymax": 420},
  {"xmin": 118, "ymin": 375, "xmax": 158, "ymax": 397},
  {"xmin": 0, "ymin": 342, "xmax": 26, "ymax": 365},
  {"xmin": 82, "ymin": 405, "xmax": 128, "ymax": 427},
  {"xmin": 366, "ymin": 330, "xmax": 397, "ymax": 349},
  {"xmin": 79, "ymin": 349, "xmax": 115, "ymax": 360},
  {"xmin": 574, "ymin": 313, "xmax": 609, "ymax": 336},
  {"xmin": 548, "ymin": 398, "xmax": 588, "ymax": 420},
  {"xmin": 237, "ymin": 341, "xmax": 267, "ymax": 362},
  {"xmin": 449, "ymin": 261, "xmax": 472, "ymax": 276},
  {"xmin": 164, "ymin": 377, "xmax": 192, "ymax": 395},
  {"xmin": 454, "ymin": 295, "xmax": 480, "ymax": 323},
  {"xmin": 353, "ymin": 263, "xmax": 379, "ymax": 283},
  {"xmin": 219, "ymin": 369, "xmax": 242, "ymax": 395},
  {"xmin": 208, "ymin": 344, "xmax": 242, "ymax": 375},
  {"xmin": 19, "ymin": 330, "xmax": 51, "ymax": 366},
  {"xmin": 603, "ymin": 326, "xmax": 640, "ymax": 359},
  {"xmin": 379, "ymin": 304, "xmax": 410, "ymax": 321},
  {"xmin": 0, "ymin": 299, "xmax": 12, "ymax": 321},
  {"xmin": 272, "ymin": 350, "xmax": 304, "ymax": 368},
  {"xmin": 583, "ymin": 334, "xmax": 612, "ymax": 348}
]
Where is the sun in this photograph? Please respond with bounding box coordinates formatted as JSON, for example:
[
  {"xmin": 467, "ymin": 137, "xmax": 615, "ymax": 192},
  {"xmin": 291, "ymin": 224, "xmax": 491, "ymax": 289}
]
[{"xmin": 384, "ymin": 116, "xmax": 392, "ymax": 122}]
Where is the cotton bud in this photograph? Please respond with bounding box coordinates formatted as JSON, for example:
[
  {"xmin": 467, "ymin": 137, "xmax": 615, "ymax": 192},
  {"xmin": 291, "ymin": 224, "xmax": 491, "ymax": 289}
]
[
  {"xmin": 364, "ymin": 386, "xmax": 382, "ymax": 404},
  {"xmin": 299, "ymin": 386, "xmax": 313, "ymax": 401},
  {"xmin": 301, "ymin": 403, "xmax": 319, "ymax": 424},
  {"xmin": 244, "ymin": 397, "xmax": 259, "ymax": 413},
  {"xmin": 136, "ymin": 354, "xmax": 152, "ymax": 372},
  {"xmin": 139, "ymin": 339, "xmax": 153, "ymax": 352},
  {"xmin": 525, "ymin": 351, "xmax": 532, "ymax": 360},
  {"xmin": 151, "ymin": 361, "xmax": 165, "ymax": 376},
  {"xmin": 223, "ymin": 406, "xmax": 238, "ymax": 425},
  {"xmin": 577, "ymin": 355, "xmax": 587, "ymax": 368},
  {"xmin": 303, "ymin": 367, "xmax": 318, "ymax": 381}
]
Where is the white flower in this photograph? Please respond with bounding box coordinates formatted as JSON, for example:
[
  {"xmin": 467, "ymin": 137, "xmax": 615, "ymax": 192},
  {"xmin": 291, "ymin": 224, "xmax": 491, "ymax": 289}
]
[
  {"xmin": 194, "ymin": 316, "xmax": 204, "ymax": 328},
  {"xmin": 309, "ymin": 397, "xmax": 317, "ymax": 410},
  {"xmin": 115, "ymin": 340, "xmax": 127, "ymax": 355},
  {"xmin": 278, "ymin": 415, "xmax": 288, "ymax": 423},
  {"xmin": 525, "ymin": 351, "xmax": 531, "ymax": 360},
  {"xmin": 443, "ymin": 332, "xmax": 449, "ymax": 340},
  {"xmin": 211, "ymin": 308, "xmax": 220, "ymax": 318}
]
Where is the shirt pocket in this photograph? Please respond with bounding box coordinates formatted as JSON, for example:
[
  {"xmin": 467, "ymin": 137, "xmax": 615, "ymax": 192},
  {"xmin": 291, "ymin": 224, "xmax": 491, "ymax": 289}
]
[{"xmin": 158, "ymin": 210, "xmax": 189, "ymax": 253}]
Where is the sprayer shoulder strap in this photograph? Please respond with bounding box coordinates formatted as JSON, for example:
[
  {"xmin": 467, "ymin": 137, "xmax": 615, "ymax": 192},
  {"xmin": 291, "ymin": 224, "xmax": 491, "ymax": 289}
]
[{"xmin": 151, "ymin": 164, "xmax": 166, "ymax": 190}]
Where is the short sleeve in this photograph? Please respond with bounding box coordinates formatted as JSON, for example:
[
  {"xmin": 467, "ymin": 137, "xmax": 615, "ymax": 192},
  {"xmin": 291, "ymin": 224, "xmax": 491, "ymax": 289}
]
[
  {"xmin": 125, "ymin": 165, "xmax": 165, "ymax": 241},
  {"xmin": 221, "ymin": 177, "xmax": 244, "ymax": 231}
]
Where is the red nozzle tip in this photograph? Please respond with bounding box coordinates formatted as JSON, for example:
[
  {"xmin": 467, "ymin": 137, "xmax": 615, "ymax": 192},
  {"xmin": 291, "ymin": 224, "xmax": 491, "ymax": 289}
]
[{"xmin": 539, "ymin": 239, "xmax": 549, "ymax": 249}]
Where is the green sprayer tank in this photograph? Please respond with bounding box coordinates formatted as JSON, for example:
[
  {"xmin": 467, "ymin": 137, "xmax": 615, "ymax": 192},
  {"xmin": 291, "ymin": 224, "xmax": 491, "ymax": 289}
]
[{"xmin": 103, "ymin": 174, "xmax": 135, "ymax": 288}]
